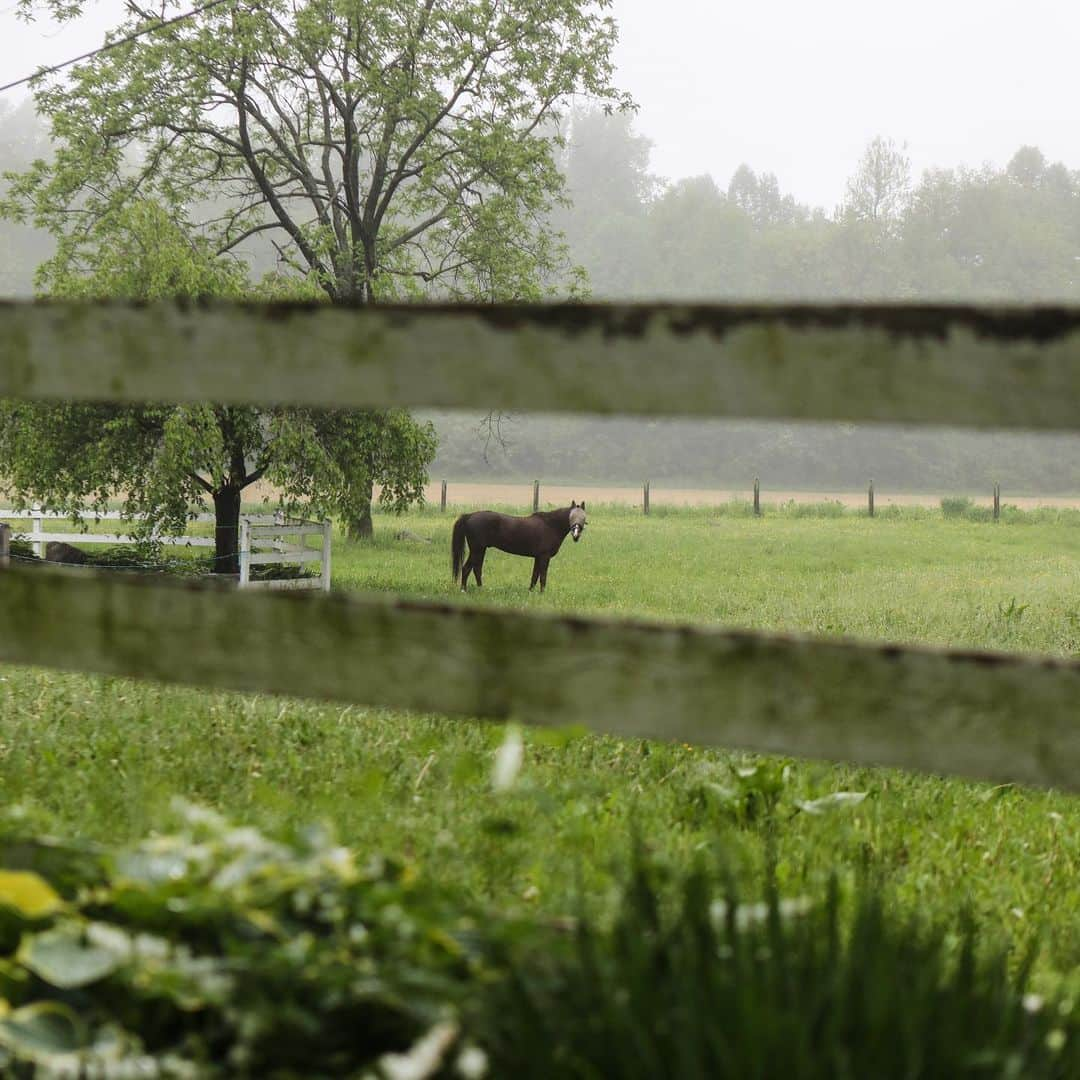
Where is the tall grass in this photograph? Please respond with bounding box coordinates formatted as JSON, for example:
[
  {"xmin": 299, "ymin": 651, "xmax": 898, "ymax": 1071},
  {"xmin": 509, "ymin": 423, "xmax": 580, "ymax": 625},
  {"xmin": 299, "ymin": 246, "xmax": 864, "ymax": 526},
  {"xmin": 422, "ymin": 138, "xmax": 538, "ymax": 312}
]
[{"xmin": 475, "ymin": 856, "xmax": 1080, "ymax": 1078}]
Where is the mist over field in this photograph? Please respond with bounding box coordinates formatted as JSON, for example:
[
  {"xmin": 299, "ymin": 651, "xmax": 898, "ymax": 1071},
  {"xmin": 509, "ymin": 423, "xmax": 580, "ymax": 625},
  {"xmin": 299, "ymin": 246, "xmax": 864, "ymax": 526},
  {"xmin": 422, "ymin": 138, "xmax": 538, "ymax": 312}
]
[{"xmin": 426, "ymin": 413, "xmax": 1080, "ymax": 495}]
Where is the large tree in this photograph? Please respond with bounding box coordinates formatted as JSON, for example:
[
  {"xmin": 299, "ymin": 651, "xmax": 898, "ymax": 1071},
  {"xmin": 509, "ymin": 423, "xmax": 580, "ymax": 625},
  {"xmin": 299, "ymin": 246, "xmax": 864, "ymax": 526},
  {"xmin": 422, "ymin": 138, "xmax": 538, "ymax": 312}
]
[
  {"xmin": 4, "ymin": 0, "xmax": 630, "ymax": 533},
  {"xmin": 0, "ymin": 201, "xmax": 436, "ymax": 573},
  {"xmin": 7, "ymin": 0, "xmax": 629, "ymax": 302}
]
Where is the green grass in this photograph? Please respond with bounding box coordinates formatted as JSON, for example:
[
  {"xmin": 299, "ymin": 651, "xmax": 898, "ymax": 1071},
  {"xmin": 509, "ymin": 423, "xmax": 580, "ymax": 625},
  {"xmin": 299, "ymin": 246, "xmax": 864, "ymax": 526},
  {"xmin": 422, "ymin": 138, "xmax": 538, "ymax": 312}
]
[
  {"xmin": 341, "ymin": 506, "xmax": 1080, "ymax": 653},
  {"xmin": 4, "ymin": 509, "xmax": 1080, "ymax": 992}
]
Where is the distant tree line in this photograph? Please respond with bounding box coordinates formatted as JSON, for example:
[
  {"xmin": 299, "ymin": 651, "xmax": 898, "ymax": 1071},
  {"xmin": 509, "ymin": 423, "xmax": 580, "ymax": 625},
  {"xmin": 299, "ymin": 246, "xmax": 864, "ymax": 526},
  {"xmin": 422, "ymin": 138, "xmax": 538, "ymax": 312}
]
[{"xmin": 553, "ymin": 110, "xmax": 1080, "ymax": 303}]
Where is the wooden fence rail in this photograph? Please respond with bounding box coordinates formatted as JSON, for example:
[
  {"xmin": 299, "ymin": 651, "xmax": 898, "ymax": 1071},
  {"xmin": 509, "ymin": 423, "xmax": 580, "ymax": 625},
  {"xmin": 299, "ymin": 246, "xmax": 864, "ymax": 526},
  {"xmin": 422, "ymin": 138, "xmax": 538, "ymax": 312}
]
[
  {"xmin": 2, "ymin": 568, "xmax": 1079, "ymax": 790},
  {"xmin": 3, "ymin": 301, "xmax": 1080, "ymax": 428},
  {"xmin": 3, "ymin": 300, "xmax": 1080, "ymax": 791}
]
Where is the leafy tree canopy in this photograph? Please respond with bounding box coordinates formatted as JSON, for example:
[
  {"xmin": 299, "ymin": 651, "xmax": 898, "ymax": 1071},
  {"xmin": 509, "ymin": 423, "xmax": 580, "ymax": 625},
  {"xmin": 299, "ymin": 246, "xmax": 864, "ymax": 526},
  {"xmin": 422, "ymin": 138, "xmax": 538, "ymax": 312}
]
[
  {"xmin": 6, "ymin": 0, "xmax": 630, "ymax": 303},
  {"xmin": 0, "ymin": 201, "xmax": 436, "ymax": 571}
]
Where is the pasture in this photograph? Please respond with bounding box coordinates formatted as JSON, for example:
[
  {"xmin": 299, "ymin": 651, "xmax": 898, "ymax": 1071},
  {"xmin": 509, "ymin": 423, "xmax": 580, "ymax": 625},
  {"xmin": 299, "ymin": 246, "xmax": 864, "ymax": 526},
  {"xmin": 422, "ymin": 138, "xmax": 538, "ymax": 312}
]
[{"xmin": 4, "ymin": 505, "xmax": 1080, "ymax": 991}]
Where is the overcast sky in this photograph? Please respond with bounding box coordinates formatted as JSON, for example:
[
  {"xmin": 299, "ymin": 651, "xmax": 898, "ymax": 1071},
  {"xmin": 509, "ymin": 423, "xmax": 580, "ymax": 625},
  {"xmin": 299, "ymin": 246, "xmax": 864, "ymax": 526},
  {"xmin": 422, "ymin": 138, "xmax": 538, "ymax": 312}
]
[{"xmin": 3, "ymin": 0, "xmax": 1078, "ymax": 209}]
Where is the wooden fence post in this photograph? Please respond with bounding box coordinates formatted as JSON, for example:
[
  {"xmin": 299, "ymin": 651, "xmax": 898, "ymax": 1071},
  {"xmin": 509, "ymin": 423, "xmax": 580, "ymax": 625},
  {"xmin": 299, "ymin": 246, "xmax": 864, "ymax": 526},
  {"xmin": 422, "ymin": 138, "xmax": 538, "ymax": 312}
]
[
  {"xmin": 533, "ymin": 479, "xmax": 540, "ymax": 513},
  {"xmin": 31, "ymin": 503, "xmax": 42, "ymax": 558},
  {"xmin": 753, "ymin": 477, "xmax": 761, "ymax": 517},
  {"xmin": 238, "ymin": 519, "xmax": 251, "ymax": 588},
  {"xmin": 322, "ymin": 519, "xmax": 332, "ymax": 593},
  {"xmin": 643, "ymin": 480, "xmax": 650, "ymax": 515},
  {"xmin": 440, "ymin": 480, "xmax": 447, "ymax": 513},
  {"xmin": 868, "ymin": 480, "xmax": 875, "ymax": 518},
  {"xmin": 993, "ymin": 482, "xmax": 1000, "ymax": 522},
  {"xmin": 0, "ymin": 523, "xmax": 9, "ymax": 570}
]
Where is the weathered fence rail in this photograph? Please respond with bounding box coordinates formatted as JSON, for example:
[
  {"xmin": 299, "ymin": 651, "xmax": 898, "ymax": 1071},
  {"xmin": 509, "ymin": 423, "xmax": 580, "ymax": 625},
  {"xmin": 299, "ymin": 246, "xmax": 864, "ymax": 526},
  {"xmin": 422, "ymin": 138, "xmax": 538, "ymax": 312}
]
[
  {"xmin": 5, "ymin": 568, "xmax": 1080, "ymax": 790},
  {"xmin": 4, "ymin": 300, "xmax": 1080, "ymax": 428},
  {"xmin": 3, "ymin": 300, "xmax": 1080, "ymax": 791}
]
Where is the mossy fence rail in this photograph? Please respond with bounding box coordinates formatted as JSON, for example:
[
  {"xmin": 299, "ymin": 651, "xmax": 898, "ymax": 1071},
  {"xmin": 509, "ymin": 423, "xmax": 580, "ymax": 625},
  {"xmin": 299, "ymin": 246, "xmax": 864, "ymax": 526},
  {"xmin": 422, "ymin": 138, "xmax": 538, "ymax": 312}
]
[{"xmin": 2, "ymin": 301, "xmax": 1080, "ymax": 791}]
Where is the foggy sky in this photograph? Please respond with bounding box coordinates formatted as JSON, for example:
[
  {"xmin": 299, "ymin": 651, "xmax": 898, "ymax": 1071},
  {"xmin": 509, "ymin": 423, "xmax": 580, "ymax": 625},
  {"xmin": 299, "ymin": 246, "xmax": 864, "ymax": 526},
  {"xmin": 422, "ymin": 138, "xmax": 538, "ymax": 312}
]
[{"xmin": 3, "ymin": 0, "xmax": 1079, "ymax": 209}]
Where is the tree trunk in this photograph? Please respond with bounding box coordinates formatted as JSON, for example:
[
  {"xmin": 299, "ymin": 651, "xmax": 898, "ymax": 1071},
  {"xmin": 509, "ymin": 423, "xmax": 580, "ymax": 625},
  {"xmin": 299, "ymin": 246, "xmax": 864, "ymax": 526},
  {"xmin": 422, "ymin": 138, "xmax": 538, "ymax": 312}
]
[
  {"xmin": 346, "ymin": 480, "xmax": 374, "ymax": 541},
  {"xmin": 213, "ymin": 484, "xmax": 242, "ymax": 575}
]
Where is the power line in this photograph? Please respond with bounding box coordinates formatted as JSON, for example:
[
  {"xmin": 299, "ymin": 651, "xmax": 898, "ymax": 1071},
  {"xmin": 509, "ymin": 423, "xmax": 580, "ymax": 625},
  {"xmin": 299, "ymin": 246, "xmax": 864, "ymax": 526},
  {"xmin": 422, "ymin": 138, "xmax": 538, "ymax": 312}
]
[{"xmin": 0, "ymin": 0, "xmax": 236, "ymax": 96}]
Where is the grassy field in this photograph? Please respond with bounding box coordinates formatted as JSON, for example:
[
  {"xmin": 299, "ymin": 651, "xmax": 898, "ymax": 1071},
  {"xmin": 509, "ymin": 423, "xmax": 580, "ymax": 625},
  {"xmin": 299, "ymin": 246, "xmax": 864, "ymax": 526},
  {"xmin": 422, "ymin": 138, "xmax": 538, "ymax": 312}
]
[{"xmin": 4, "ymin": 506, "xmax": 1080, "ymax": 991}]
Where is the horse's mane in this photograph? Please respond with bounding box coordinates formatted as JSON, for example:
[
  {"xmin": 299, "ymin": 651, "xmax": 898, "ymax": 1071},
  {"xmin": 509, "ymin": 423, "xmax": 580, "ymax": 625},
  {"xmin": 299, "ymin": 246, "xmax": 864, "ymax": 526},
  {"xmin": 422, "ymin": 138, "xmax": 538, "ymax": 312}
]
[{"xmin": 533, "ymin": 507, "xmax": 571, "ymax": 527}]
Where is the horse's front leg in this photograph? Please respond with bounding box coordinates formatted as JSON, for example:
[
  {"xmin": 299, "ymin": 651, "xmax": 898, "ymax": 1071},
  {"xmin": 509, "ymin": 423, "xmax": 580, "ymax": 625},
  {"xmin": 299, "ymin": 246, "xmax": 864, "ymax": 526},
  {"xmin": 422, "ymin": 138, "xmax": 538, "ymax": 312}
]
[
  {"xmin": 538, "ymin": 557, "xmax": 551, "ymax": 592},
  {"xmin": 529, "ymin": 558, "xmax": 541, "ymax": 590}
]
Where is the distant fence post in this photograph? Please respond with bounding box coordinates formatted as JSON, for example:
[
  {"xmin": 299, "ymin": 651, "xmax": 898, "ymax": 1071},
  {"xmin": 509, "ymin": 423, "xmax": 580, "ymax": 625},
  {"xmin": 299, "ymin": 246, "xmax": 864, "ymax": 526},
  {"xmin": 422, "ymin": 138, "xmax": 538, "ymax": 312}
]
[
  {"xmin": 31, "ymin": 502, "xmax": 42, "ymax": 558},
  {"xmin": 0, "ymin": 523, "xmax": 9, "ymax": 569},
  {"xmin": 993, "ymin": 482, "xmax": 1000, "ymax": 522},
  {"xmin": 322, "ymin": 519, "xmax": 332, "ymax": 593},
  {"xmin": 533, "ymin": 479, "xmax": 540, "ymax": 513},
  {"xmin": 868, "ymin": 480, "xmax": 875, "ymax": 518},
  {"xmin": 643, "ymin": 480, "xmax": 650, "ymax": 515},
  {"xmin": 753, "ymin": 477, "xmax": 760, "ymax": 517},
  {"xmin": 440, "ymin": 480, "xmax": 447, "ymax": 512}
]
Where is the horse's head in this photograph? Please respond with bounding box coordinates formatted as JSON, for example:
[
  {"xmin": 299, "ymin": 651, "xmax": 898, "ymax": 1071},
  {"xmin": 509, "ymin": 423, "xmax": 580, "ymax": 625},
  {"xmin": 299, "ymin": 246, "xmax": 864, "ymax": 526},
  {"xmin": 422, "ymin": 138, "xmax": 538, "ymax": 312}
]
[{"xmin": 569, "ymin": 501, "xmax": 587, "ymax": 542}]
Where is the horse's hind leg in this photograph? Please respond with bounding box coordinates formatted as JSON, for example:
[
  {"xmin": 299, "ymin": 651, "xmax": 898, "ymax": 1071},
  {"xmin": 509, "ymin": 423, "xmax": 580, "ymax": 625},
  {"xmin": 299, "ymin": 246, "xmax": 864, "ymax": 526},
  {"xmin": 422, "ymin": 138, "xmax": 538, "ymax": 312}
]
[
  {"xmin": 538, "ymin": 557, "xmax": 551, "ymax": 592},
  {"xmin": 529, "ymin": 558, "xmax": 541, "ymax": 590},
  {"xmin": 473, "ymin": 547, "xmax": 487, "ymax": 587},
  {"xmin": 460, "ymin": 546, "xmax": 474, "ymax": 591}
]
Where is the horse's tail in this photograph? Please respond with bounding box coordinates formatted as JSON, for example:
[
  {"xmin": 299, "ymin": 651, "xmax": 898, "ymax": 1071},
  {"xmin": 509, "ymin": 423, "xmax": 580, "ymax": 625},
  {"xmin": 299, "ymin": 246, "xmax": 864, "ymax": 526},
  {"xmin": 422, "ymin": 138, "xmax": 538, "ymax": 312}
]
[{"xmin": 451, "ymin": 514, "xmax": 469, "ymax": 583}]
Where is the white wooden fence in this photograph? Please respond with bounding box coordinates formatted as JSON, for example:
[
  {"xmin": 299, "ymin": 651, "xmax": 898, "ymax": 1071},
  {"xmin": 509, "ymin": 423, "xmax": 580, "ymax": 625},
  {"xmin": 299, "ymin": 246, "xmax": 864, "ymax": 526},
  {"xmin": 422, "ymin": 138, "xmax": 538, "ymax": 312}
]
[
  {"xmin": 0, "ymin": 505, "xmax": 331, "ymax": 591},
  {"xmin": 0, "ymin": 505, "xmax": 217, "ymax": 557},
  {"xmin": 238, "ymin": 517, "xmax": 332, "ymax": 592}
]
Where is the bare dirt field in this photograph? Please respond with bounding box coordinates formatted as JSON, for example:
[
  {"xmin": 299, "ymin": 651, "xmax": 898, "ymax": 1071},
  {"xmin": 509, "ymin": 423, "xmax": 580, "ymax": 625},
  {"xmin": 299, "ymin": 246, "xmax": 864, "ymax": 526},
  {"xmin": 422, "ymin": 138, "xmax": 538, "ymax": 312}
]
[{"xmin": 413, "ymin": 482, "xmax": 1080, "ymax": 511}]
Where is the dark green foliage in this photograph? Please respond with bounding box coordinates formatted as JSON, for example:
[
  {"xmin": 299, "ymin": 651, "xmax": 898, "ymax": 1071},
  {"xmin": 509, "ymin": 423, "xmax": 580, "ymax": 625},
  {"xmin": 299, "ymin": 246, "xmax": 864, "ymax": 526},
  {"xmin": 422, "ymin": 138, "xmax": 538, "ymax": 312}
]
[
  {"xmin": 942, "ymin": 496, "xmax": 977, "ymax": 519},
  {"xmin": 474, "ymin": 857, "xmax": 1080, "ymax": 1080},
  {"xmin": 8, "ymin": 537, "xmax": 37, "ymax": 560},
  {"xmin": 0, "ymin": 805, "xmax": 482, "ymax": 1077},
  {"xmin": 941, "ymin": 497, "xmax": 994, "ymax": 522}
]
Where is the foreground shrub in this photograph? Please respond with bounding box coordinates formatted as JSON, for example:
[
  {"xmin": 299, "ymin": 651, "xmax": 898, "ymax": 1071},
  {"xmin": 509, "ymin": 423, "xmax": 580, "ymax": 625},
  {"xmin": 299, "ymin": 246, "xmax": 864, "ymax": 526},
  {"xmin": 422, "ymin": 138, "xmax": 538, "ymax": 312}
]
[{"xmin": 0, "ymin": 804, "xmax": 481, "ymax": 1077}]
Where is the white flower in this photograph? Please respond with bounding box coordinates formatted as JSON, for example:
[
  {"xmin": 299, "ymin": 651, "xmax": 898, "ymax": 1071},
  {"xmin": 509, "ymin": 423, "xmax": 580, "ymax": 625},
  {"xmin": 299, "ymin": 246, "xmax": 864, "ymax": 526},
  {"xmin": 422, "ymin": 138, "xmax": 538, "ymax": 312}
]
[{"xmin": 492, "ymin": 725, "xmax": 524, "ymax": 792}]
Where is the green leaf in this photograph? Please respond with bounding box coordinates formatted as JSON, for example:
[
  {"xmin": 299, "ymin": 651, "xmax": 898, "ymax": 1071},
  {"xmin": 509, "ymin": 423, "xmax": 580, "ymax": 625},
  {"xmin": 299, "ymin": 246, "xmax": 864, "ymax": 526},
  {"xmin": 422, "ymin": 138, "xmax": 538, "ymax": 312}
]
[
  {"xmin": 0, "ymin": 1001, "xmax": 85, "ymax": 1060},
  {"xmin": 19, "ymin": 924, "xmax": 123, "ymax": 988},
  {"xmin": 0, "ymin": 870, "xmax": 62, "ymax": 919}
]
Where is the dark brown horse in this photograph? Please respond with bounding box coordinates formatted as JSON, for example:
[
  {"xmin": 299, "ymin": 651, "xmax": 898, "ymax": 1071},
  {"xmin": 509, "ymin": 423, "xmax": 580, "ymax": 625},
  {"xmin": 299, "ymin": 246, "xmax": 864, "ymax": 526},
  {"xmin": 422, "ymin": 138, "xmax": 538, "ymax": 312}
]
[{"xmin": 452, "ymin": 502, "xmax": 587, "ymax": 592}]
